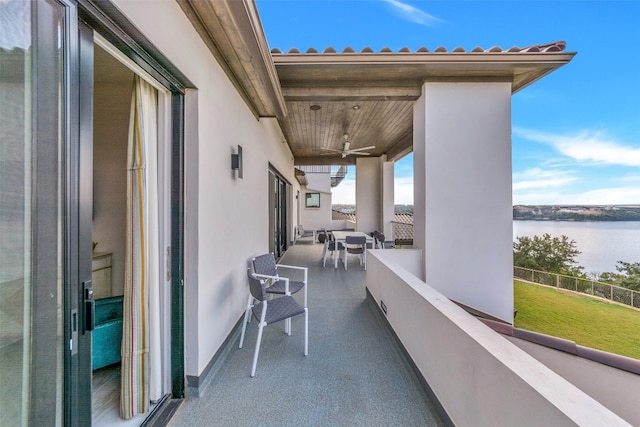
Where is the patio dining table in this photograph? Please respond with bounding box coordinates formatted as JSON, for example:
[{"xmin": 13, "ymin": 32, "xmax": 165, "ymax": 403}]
[{"xmin": 331, "ymin": 231, "xmax": 374, "ymax": 269}]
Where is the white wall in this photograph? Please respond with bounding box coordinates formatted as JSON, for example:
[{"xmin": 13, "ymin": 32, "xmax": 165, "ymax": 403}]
[
  {"xmin": 114, "ymin": 0, "xmax": 297, "ymax": 377},
  {"xmin": 382, "ymin": 160, "xmax": 395, "ymax": 238},
  {"xmin": 299, "ymin": 190, "xmax": 331, "ymax": 231},
  {"xmin": 305, "ymin": 172, "xmax": 331, "ymax": 192},
  {"xmin": 413, "ymin": 82, "xmax": 514, "ymax": 323},
  {"xmin": 299, "ymin": 172, "xmax": 333, "ymax": 231},
  {"xmin": 355, "ymin": 157, "xmax": 381, "ymax": 233},
  {"xmin": 366, "ymin": 251, "xmax": 629, "ymax": 426},
  {"xmin": 93, "ymin": 71, "xmax": 132, "ymax": 297}
]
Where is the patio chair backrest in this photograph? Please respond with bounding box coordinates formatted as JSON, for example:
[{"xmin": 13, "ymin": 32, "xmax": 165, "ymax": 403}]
[
  {"xmin": 247, "ymin": 269, "xmax": 266, "ymax": 302},
  {"xmin": 372, "ymin": 230, "xmax": 380, "ymax": 247},
  {"xmin": 345, "ymin": 235, "xmax": 366, "ymax": 246},
  {"xmin": 253, "ymin": 252, "xmax": 278, "ymax": 277}
]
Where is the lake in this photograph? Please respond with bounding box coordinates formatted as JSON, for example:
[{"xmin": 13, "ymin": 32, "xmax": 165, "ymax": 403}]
[{"xmin": 513, "ymin": 221, "xmax": 640, "ymax": 275}]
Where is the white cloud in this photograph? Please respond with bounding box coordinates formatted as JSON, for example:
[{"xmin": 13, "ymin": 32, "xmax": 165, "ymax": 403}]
[
  {"xmin": 394, "ymin": 176, "xmax": 414, "ymax": 204},
  {"xmin": 515, "ymin": 186, "xmax": 640, "ymax": 205},
  {"xmin": 512, "ymin": 167, "xmax": 577, "ymax": 191},
  {"xmin": 332, "ymin": 176, "xmax": 415, "ymax": 205},
  {"xmin": 331, "ymin": 179, "xmax": 355, "ymax": 204},
  {"xmin": 563, "ymin": 187, "xmax": 640, "ymax": 205},
  {"xmin": 382, "ymin": 0, "xmax": 443, "ymax": 26},
  {"xmin": 514, "ymin": 128, "xmax": 640, "ymax": 167}
]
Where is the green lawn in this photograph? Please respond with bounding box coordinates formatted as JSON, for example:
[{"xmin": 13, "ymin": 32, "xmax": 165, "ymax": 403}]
[{"xmin": 514, "ymin": 280, "xmax": 640, "ymax": 360}]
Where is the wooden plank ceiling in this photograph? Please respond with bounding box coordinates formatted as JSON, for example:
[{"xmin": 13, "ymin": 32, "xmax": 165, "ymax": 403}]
[
  {"xmin": 178, "ymin": 0, "xmax": 575, "ymax": 167},
  {"xmin": 281, "ymin": 100, "xmax": 414, "ymax": 165}
]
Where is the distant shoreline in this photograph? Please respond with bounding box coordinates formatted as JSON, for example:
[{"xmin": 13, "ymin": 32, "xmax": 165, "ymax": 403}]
[
  {"xmin": 513, "ymin": 205, "xmax": 640, "ymax": 222},
  {"xmin": 333, "ymin": 204, "xmax": 640, "ymax": 222}
]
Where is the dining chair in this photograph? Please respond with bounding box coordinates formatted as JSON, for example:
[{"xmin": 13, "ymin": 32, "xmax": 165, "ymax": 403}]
[
  {"xmin": 377, "ymin": 233, "xmax": 394, "ymax": 249},
  {"xmin": 343, "ymin": 235, "xmax": 367, "ymax": 270},
  {"xmin": 321, "ymin": 230, "xmax": 343, "ymax": 267},
  {"xmin": 239, "ymin": 270, "xmax": 308, "ymax": 377},
  {"xmin": 296, "ymin": 225, "xmax": 315, "ymax": 243},
  {"xmin": 372, "ymin": 230, "xmax": 380, "ymax": 249}
]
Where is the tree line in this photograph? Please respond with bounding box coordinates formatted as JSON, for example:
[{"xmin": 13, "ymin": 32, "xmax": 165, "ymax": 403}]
[{"xmin": 513, "ymin": 233, "xmax": 640, "ymax": 292}]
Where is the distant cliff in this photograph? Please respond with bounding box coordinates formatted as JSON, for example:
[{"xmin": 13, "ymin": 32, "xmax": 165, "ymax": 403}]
[
  {"xmin": 334, "ymin": 204, "xmax": 640, "ymax": 221},
  {"xmin": 513, "ymin": 205, "xmax": 640, "ymax": 221}
]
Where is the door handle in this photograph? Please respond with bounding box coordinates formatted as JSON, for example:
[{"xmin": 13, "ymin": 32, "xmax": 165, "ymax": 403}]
[{"xmin": 83, "ymin": 281, "xmax": 95, "ymax": 333}]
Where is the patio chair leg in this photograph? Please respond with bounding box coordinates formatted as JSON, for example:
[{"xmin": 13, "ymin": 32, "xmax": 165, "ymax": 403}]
[
  {"xmin": 251, "ymin": 322, "xmax": 265, "ymax": 377},
  {"xmin": 239, "ymin": 297, "xmax": 252, "ymax": 348},
  {"xmin": 304, "ymin": 308, "xmax": 308, "ymax": 356}
]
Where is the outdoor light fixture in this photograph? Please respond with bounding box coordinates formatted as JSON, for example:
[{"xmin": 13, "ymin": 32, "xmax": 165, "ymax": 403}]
[
  {"xmin": 352, "ymin": 105, "xmax": 361, "ymax": 110},
  {"xmin": 310, "ymin": 104, "xmax": 321, "ymax": 111},
  {"xmin": 231, "ymin": 144, "xmax": 243, "ymax": 179}
]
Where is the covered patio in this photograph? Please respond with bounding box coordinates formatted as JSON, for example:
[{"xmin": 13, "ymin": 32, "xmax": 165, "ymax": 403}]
[{"xmin": 168, "ymin": 242, "xmax": 447, "ymax": 426}]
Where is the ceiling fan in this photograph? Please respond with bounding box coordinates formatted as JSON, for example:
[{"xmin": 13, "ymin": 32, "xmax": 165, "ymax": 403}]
[{"xmin": 323, "ymin": 134, "xmax": 376, "ymax": 158}]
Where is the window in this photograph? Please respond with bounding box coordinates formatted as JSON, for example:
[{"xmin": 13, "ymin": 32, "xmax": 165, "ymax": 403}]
[{"xmin": 305, "ymin": 192, "xmax": 320, "ymax": 208}]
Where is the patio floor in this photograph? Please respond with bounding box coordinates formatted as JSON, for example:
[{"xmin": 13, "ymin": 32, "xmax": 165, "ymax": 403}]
[{"xmin": 167, "ymin": 241, "xmax": 445, "ymax": 426}]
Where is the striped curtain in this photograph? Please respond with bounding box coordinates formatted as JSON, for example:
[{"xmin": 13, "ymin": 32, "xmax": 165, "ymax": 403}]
[{"xmin": 121, "ymin": 75, "xmax": 157, "ymax": 419}]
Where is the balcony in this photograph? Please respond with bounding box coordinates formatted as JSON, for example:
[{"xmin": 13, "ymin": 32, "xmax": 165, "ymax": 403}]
[
  {"xmin": 168, "ymin": 243, "xmax": 637, "ymax": 426},
  {"xmin": 296, "ymin": 165, "xmax": 348, "ymax": 188}
]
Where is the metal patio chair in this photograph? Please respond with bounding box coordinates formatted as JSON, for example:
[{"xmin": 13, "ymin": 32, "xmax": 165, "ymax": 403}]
[
  {"xmin": 377, "ymin": 233, "xmax": 394, "ymax": 249},
  {"xmin": 252, "ymin": 252, "xmax": 308, "ymax": 308},
  {"xmin": 321, "ymin": 230, "xmax": 343, "ymax": 267},
  {"xmin": 239, "ymin": 270, "xmax": 308, "ymax": 377},
  {"xmin": 342, "ymin": 235, "xmax": 367, "ymax": 270}
]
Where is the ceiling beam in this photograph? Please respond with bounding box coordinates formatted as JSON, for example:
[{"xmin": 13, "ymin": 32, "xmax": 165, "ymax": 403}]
[
  {"xmin": 281, "ymin": 86, "xmax": 421, "ymax": 101},
  {"xmin": 178, "ymin": 0, "xmax": 287, "ymax": 118},
  {"xmin": 295, "ymin": 156, "xmax": 357, "ymax": 166}
]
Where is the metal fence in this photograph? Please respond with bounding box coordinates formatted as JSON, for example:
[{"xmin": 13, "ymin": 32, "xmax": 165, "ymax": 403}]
[{"xmin": 514, "ymin": 266, "xmax": 640, "ymax": 309}]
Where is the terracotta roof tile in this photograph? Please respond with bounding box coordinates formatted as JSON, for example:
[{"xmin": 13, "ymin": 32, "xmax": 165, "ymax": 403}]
[{"xmin": 270, "ymin": 41, "xmax": 567, "ymax": 55}]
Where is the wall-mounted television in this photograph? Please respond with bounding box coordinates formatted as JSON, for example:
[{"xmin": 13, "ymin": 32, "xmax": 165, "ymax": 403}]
[{"xmin": 305, "ymin": 192, "xmax": 320, "ymax": 208}]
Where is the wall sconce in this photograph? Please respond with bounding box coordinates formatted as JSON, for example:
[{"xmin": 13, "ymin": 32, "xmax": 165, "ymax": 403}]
[{"xmin": 231, "ymin": 145, "xmax": 243, "ymax": 179}]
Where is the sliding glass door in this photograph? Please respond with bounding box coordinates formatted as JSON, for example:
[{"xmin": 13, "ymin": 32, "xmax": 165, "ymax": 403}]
[
  {"xmin": 0, "ymin": 0, "xmax": 69, "ymax": 424},
  {"xmin": 268, "ymin": 167, "xmax": 290, "ymax": 259}
]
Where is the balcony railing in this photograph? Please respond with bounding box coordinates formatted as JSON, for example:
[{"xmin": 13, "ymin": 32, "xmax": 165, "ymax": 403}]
[
  {"xmin": 367, "ymin": 249, "xmax": 633, "ymax": 426},
  {"xmin": 514, "ymin": 266, "xmax": 640, "ymax": 309},
  {"xmin": 296, "ymin": 165, "xmax": 347, "ymax": 187}
]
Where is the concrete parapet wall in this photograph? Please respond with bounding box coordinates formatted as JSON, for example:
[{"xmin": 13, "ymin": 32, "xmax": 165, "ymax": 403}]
[{"xmin": 366, "ymin": 250, "xmax": 630, "ymax": 426}]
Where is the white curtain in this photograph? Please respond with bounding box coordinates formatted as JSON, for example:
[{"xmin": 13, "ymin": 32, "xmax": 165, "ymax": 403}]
[
  {"xmin": 121, "ymin": 75, "xmax": 161, "ymax": 418},
  {"xmin": 142, "ymin": 78, "xmax": 162, "ymax": 403}
]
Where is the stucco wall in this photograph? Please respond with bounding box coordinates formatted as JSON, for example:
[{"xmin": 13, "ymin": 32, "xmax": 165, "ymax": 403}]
[
  {"xmin": 92, "ymin": 65, "xmax": 132, "ymax": 297},
  {"xmin": 113, "ymin": 0, "xmax": 298, "ymax": 377},
  {"xmin": 413, "ymin": 82, "xmax": 514, "ymax": 322},
  {"xmin": 356, "ymin": 157, "xmax": 381, "ymax": 233},
  {"xmin": 366, "ymin": 250, "xmax": 628, "ymax": 426},
  {"xmin": 298, "ymin": 173, "xmax": 334, "ymax": 231}
]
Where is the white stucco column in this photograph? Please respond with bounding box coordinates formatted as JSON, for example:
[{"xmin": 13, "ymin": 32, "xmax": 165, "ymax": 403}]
[
  {"xmin": 355, "ymin": 157, "xmax": 381, "ymax": 233},
  {"xmin": 382, "ymin": 160, "xmax": 395, "ymax": 238},
  {"xmin": 356, "ymin": 156, "xmax": 395, "ymax": 237},
  {"xmin": 413, "ymin": 82, "xmax": 514, "ymax": 323}
]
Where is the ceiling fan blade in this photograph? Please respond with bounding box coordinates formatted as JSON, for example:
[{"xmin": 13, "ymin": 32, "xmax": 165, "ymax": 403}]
[
  {"xmin": 347, "ymin": 146, "xmax": 376, "ymax": 153},
  {"xmin": 321, "ymin": 148, "xmax": 344, "ymax": 153},
  {"xmin": 350, "ymin": 151, "xmax": 371, "ymax": 156}
]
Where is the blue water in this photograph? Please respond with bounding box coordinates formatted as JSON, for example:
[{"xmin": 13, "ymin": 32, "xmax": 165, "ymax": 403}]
[{"xmin": 513, "ymin": 221, "xmax": 640, "ymax": 275}]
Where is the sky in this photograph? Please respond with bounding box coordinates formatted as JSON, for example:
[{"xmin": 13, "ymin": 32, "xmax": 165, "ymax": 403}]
[{"xmin": 256, "ymin": 0, "xmax": 640, "ymax": 205}]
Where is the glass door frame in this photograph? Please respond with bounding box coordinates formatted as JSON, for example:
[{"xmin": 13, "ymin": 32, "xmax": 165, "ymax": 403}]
[{"xmin": 268, "ymin": 166, "xmax": 291, "ymax": 259}]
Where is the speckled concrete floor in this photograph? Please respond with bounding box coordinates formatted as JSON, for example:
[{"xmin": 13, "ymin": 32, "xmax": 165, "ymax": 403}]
[{"xmin": 168, "ymin": 242, "xmax": 444, "ymax": 427}]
